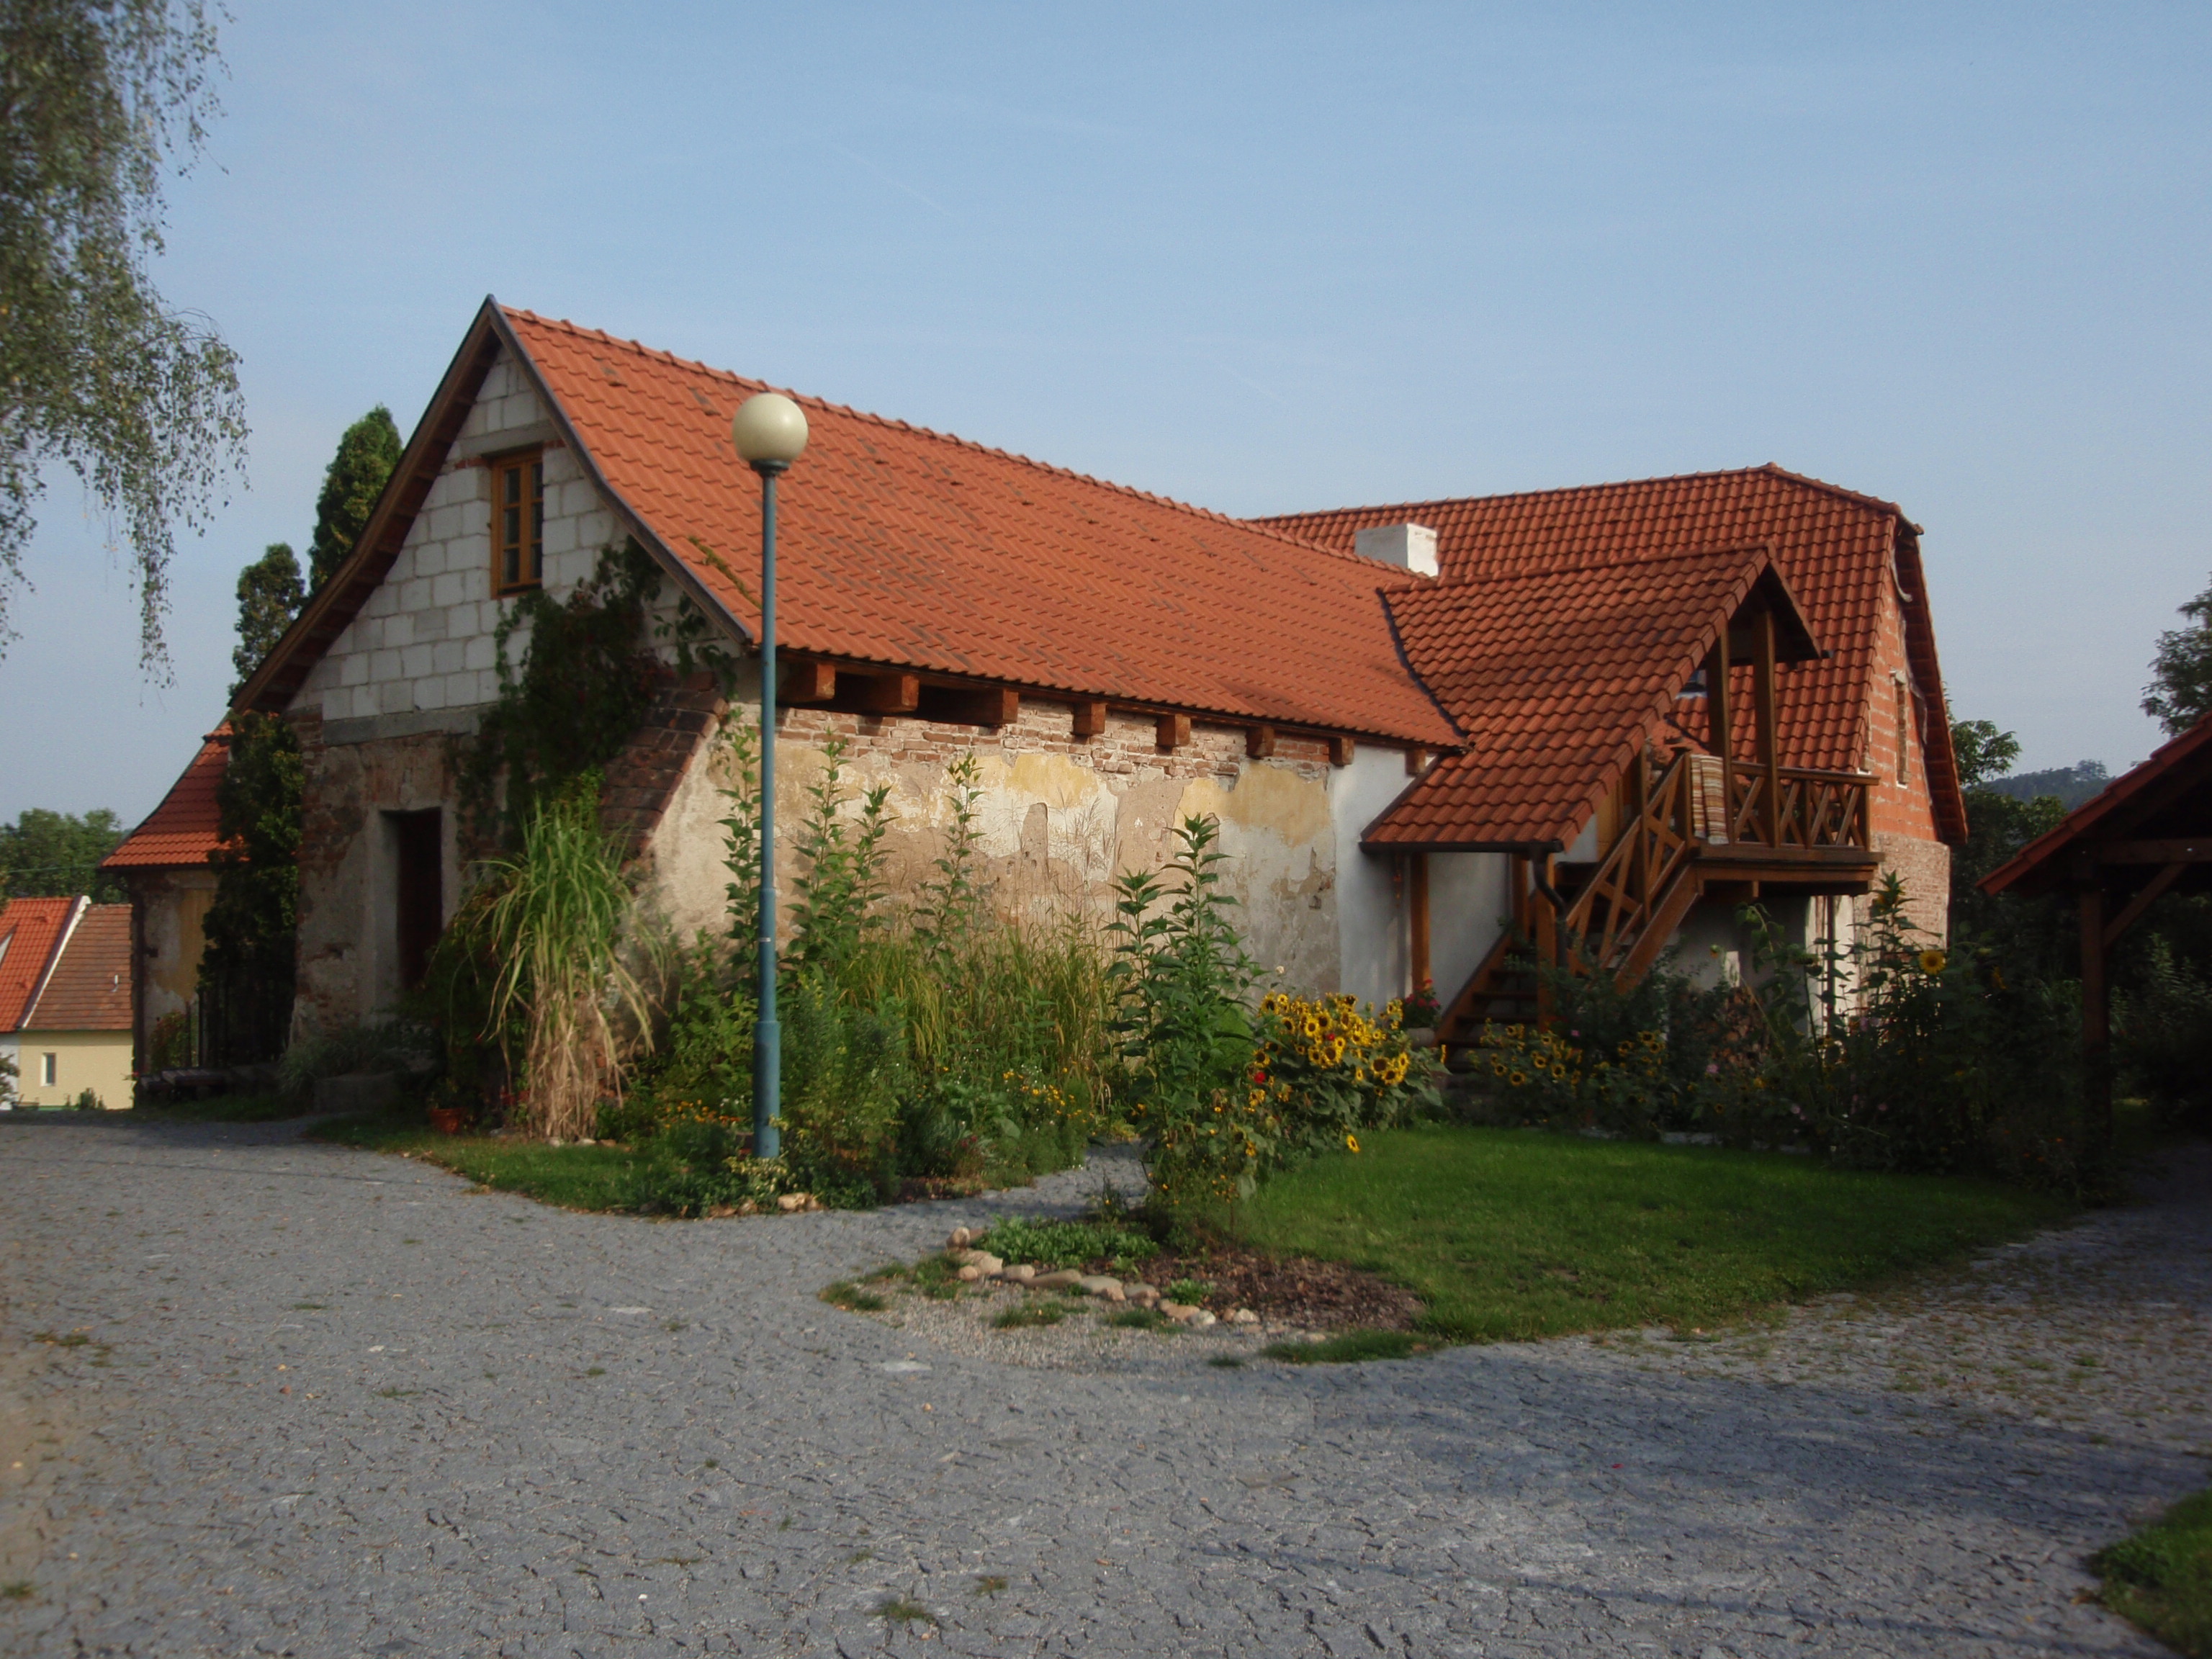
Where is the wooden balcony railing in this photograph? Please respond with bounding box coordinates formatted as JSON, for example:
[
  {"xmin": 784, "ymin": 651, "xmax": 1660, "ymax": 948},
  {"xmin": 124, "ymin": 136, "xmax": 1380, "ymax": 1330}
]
[
  {"xmin": 1563, "ymin": 752, "xmax": 1873, "ymax": 976},
  {"xmin": 1725, "ymin": 763, "xmax": 1874, "ymax": 851}
]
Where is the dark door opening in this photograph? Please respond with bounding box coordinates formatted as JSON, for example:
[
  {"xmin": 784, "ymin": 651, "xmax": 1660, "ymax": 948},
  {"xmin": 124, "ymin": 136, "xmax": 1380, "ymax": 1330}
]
[{"xmin": 392, "ymin": 809, "xmax": 443, "ymax": 992}]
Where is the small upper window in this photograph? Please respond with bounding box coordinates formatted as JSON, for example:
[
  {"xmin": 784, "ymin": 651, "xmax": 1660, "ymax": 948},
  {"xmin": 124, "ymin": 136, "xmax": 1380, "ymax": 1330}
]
[
  {"xmin": 1894, "ymin": 680, "xmax": 1912, "ymax": 785},
  {"xmin": 40, "ymin": 1053, "xmax": 57, "ymax": 1087},
  {"xmin": 491, "ymin": 451, "xmax": 545, "ymax": 593}
]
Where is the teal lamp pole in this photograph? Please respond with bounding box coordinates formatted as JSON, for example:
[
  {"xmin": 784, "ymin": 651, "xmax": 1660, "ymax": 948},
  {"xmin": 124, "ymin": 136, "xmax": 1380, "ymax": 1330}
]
[{"xmin": 730, "ymin": 392, "xmax": 809, "ymax": 1159}]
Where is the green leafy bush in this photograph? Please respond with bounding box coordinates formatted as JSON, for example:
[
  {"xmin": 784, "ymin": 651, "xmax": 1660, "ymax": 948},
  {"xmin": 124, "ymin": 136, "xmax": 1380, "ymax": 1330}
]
[
  {"xmin": 2118, "ymin": 935, "xmax": 2212, "ymax": 1132},
  {"xmin": 1475, "ymin": 875, "xmax": 2100, "ymax": 1192}
]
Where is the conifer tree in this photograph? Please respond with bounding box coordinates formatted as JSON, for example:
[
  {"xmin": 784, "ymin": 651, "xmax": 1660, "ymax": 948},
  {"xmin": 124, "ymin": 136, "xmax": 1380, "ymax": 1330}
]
[
  {"xmin": 230, "ymin": 541, "xmax": 302, "ymax": 695},
  {"xmin": 307, "ymin": 405, "xmax": 401, "ymax": 590}
]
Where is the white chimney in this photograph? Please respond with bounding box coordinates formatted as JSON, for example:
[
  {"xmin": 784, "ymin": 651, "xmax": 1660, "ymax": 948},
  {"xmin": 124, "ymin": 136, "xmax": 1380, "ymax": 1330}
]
[{"xmin": 1353, "ymin": 522, "xmax": 1439, "ymax": 577}]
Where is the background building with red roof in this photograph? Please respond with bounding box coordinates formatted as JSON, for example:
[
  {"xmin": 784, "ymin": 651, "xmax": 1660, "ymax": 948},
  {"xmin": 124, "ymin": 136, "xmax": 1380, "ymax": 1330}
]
[
  {"xmin": 100, "ymin": 732, "xmax": 232, "ymax": 1071},
  {"xmin": 1, "ymin": 897, "xmax": 134, "ymax": 1107},
  {"xmin": 222, "ymin": 300, "xmax": 1961, "ymax": 1042}
]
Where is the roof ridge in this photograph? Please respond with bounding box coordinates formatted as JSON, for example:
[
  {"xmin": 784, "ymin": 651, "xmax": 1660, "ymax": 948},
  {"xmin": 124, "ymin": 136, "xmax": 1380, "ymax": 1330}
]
[
  {"xmin": 1416, "ymin": 538, "xmax": 1775, "ymax": 588},
  {"xmin": 1256, "ymin": 462, "xmax": 1903, "ymax": 525},
  {"xmin": 500, "ymin": 307, "xmax": 1411, "ymax": 580}
]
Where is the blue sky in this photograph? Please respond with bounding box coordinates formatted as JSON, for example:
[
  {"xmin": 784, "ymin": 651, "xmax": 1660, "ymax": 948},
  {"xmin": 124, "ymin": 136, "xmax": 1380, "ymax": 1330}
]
[{"xmin": 4, "ymin": 1, "xmax": 2206, "ymax": 823}]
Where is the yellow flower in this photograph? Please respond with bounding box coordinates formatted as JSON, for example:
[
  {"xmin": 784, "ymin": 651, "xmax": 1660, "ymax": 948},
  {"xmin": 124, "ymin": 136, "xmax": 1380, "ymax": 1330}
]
[
  {"xmin": 1918, "ymin": 949, "xmax": 1948, "ymax": 975},
  {"xmin": 1346, "ymin": 1134, "xmax": 1360, "ymax": 1153}
]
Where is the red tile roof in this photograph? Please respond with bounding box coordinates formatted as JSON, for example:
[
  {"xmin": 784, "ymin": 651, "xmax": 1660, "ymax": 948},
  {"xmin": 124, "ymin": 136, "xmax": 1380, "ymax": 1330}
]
[
  {"xmin": 1981, "ymin": 711, "xmax": 2212, "ymax": 898},
  {"xmin": 103, "ymin": 731, "xmax": 231, "ymax": 869},
  {"xmin": 503, "ymin": 310, "xmax": 1460, "ymax": 746},
  {"xmin": 22, "ymin": 904, "xmax": 131, "ymax": 1032},
  {"xmin": 1368, "ymin": 547, "xmax": 1813, "ymax": 848},
  {"xmin": 0, "ymin": 897, "xmax": 78, "ymax": 1033},
  {"xmin": 1260, "ymin": 465, "xmax": 1966, "ymax": 842}
]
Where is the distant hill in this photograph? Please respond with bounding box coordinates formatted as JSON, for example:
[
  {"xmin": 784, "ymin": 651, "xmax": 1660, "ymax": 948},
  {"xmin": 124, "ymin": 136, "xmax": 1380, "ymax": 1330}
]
[{"xmin": 1982, "ymin": 761, "xmax": 2110, "ymax": 809}]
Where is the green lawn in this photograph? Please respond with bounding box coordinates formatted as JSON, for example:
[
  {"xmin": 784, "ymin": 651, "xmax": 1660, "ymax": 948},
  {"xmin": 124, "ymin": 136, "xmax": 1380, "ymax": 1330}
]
[
  {"xmin": 2096, "ymin": 1487, "xmax": 2212, "ymax": 1657},
  {"xmin": 1229, "ymin": 1124, "xmax": 2075, "ymax": 1343},
  {"xmin": 311, "ymin": 1115, "xmax": 651, "ymax": 1211}
]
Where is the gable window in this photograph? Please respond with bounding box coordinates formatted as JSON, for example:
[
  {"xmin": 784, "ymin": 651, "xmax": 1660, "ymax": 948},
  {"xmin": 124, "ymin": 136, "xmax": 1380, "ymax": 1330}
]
[
  {"xmin": 40, "ymin": 1053, "xmax": 57, "ymax": 1088},
  {"xmin": 491, "ymin": 451, "xmax": 545, "ymax": 593},
  {"xmin": 1894, "ymin": 679, "xmax": 1912, "ymax": 785}
]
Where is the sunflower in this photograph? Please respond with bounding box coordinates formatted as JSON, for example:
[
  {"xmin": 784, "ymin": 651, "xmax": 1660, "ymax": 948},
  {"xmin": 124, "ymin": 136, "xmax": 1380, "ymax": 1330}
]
[
  {"xmin": 1345, "ymin": 1134, "xmax": 1360, "ymax": 1154},
  {"xmin": 1918, "ymin": 949, "xmax": 1948, "ymax": 975}
]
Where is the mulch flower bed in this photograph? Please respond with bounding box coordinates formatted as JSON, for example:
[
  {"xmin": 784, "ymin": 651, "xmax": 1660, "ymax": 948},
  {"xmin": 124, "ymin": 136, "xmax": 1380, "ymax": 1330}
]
[{"xmin": 1070, "ymin": 1242, "xmax": 1424, "ymax": 1332}]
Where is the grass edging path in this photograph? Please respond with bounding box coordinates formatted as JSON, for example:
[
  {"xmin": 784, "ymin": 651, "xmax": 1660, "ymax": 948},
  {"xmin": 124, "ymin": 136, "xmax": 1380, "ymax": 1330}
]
[
  {"xmin": 1226, "ymin": 1124, "xmax": 2077, "ymax": 1345},
  {"xmin": 2094, "ymin": 1486, "xmax": 2212, "ymax": 1657},
  {"xmin": 310, "ymin": 1115, "xmax": 655, "ymax": 1212}
]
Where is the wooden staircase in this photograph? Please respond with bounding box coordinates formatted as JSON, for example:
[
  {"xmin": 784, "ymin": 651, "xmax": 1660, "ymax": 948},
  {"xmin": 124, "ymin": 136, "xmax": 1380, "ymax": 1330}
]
[{"xmin": 1437, "ymin": 747, "xmax": 1872, "ymax": 1049}]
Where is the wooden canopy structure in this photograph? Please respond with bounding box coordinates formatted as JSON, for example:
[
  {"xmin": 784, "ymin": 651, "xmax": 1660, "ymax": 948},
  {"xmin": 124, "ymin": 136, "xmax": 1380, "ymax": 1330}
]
[{"xmin": 1980, "ymin": 710, "xmax": 2212, "ymax": 1126}]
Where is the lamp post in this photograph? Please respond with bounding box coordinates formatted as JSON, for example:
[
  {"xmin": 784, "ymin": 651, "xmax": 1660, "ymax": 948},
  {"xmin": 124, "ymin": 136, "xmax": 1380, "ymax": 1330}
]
[{"xmin": 730, "ymin": 391, "xmax": 809, "ymax": 1160}]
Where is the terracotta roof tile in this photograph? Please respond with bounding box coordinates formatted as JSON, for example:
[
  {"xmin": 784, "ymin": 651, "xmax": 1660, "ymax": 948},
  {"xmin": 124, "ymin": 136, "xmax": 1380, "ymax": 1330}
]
[
  {"xmin": 103, "ymin": 732, "xmax": 230, "ymax": 869},
  {"xmin": 1368, "ymin": 545, "xmax": 1789, "ymax": 848},
  {"xmin": 1260, "ymin": 464, "xmax": 1966, "ymax": 839},
  {"xmin": 0, "ymin": 897, "xmax": 78, "ymax": 1033},
  {"xmin": 22, "ymin": 905, "xmax": 131, "ymax": 1032},
  {"xmin": 503, "ymin": 310, "xmax": 1460, "ymax": 747}
]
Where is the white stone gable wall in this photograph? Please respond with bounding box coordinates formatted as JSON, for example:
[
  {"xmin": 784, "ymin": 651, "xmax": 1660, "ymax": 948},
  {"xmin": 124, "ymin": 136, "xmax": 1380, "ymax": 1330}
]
[{"xmin": 291, "ymin": 349, "xmax": 655, "ymax": 723}]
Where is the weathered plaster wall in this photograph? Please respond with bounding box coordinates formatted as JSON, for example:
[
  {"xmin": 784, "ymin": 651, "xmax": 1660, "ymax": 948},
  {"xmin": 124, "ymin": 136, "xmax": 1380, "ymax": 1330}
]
[
  {"xmin": 632, "ymin": 687, "xmax": 1357, "ymax": 997},
  {"xmin": 290, "ymin": 711, "xmax": 465, "ymax": 1033},
  {"xmin": 125, "ymin": 868, "xmax": 217, "ymax": 1064}
]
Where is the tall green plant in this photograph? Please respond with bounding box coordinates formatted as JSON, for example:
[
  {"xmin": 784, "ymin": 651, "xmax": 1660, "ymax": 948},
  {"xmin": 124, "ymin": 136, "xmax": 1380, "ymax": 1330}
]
[
  {"xmin": 1109, "ymin": 815, "xmax": 1263, "ymax": 1216},
  {"xmin": 786, "ymin": 735, "xmax": 892, "ymax": 974},
  {"xmin": 1107, "ymin": 814, "xmax": 1256, "ymax": 1109},
  {"xmin": 717, "ymin": 716, "xmax": 763, "ymax": 991},
  {"xmin": 469, "ymin": 782, "xmax": 654, "ymax": 1141},
  {"xmin": 915, "ymin": 750, "xmax": 987, "ymax": 963}
]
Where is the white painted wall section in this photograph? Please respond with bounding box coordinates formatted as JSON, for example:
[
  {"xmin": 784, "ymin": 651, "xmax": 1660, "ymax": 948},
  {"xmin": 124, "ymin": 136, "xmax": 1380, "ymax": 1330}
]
[{"xmin": 1330, "ymin": 745, "xmax": 1412, "ymax": 1007}]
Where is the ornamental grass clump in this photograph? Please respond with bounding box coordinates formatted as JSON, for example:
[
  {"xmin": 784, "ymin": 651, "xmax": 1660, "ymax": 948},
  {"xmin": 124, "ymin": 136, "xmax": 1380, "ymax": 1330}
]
[{"xmin": 469, "ymin": 783, "xmax": 653, "ymax": 1142}]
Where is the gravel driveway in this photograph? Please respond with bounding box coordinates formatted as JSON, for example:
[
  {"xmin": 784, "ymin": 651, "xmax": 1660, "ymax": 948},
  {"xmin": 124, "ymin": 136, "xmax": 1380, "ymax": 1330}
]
[{"xmin": 1, "ymin": 1115, "xmax": 2206, "ymax": 1658}]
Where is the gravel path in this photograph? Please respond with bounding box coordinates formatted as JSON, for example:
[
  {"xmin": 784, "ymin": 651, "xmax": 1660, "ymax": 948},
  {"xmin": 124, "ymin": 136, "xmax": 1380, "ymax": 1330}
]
[{"xmin": 1, "ymin": 1116, "xmax": 2206, "ymax": 1658}]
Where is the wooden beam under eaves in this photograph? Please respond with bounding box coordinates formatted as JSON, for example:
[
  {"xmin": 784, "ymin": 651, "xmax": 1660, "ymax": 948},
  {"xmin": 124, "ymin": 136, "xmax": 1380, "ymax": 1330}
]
[
  {"xmin": 1247, "ymin": 724, "xmax": 1277, "ymax": 760},
  {"xmin": 935, "ymin": 685, "xmax": 1020, "ymax": 728},
  {"xmin": 1328, "ymin": 734, "xmax": 1356, "ymax": 767},
  {"xmin": 1071, "ymin": 699, "xmax": 1108, "ymax": 739},
  {"xmin": 782, "ymin": 660, "xmax": 836, "ymax": 703},
  {"xmin": 852, "ymin": 672, "xmax": 921, "ymax": 714},
  {"xmin": 1156, "ymin": 714, "xmax": 1191, "ymax": 751}
]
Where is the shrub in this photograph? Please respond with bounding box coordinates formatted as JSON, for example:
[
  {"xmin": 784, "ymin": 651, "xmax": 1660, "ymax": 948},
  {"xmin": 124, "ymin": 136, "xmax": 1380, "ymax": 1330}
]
[
  {"xmin": 2117, "ymin": 935, "xmax": 2212, "ymax": 1133},
  {"xmin": 279, "ymin": 1020, "xmax": 435, "ymax": 1101},
  {"xmin": 1475, "ymin": 875, "xmax": 2100, "ymax": 1192}
]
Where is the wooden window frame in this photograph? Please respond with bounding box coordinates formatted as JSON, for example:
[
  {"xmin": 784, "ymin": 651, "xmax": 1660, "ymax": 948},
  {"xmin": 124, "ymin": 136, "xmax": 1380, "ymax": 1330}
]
[{"xmin": 489, "ymin": 446, "xmax": 547, "ymax": 595}]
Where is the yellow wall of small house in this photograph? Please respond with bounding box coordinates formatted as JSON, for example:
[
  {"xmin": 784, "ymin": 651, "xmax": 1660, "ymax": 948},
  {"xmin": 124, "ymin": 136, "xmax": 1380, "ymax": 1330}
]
[{"xmin": 14, "ymin": 1030, "xmax": 135, "ymax": 1109}]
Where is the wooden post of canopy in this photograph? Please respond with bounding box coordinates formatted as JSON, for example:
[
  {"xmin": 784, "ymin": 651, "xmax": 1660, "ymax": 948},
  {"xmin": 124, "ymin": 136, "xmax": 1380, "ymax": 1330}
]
[
  {"xmin": 1408, "ymin": 853, "xmax": 1431, "ymax": 998},
  {"xmin": 1754, "ymin": 606, "xmax": 1780, "ymax": 845},
  {"xmin": 2078, "ymin": 868, "xmax": 2113, "ymax": 1144}
]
